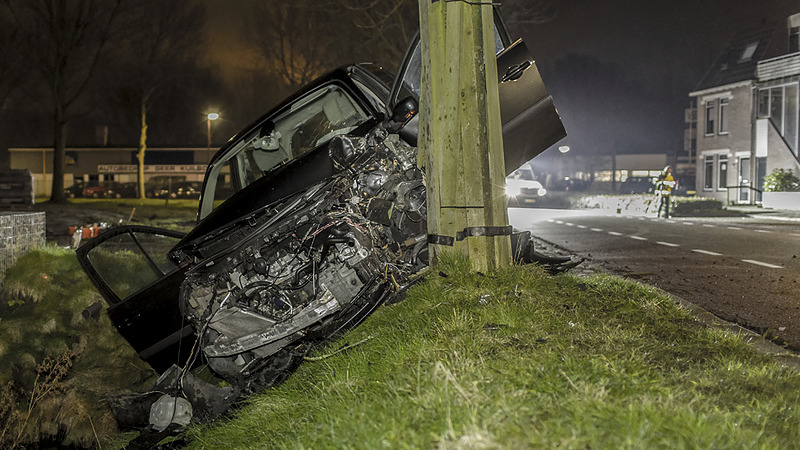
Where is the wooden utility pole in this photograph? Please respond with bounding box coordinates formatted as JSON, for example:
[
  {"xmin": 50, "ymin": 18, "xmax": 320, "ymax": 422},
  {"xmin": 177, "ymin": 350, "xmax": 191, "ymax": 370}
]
[{"xmin": 417, "ymin": 0, "xmax": 511, "ymax": 272}]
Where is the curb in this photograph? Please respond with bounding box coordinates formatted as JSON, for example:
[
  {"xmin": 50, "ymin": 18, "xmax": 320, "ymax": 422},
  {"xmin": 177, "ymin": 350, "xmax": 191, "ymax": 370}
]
[{"xmin": 668, "ymin": 293, "xmax": 800, "ymax": 373}]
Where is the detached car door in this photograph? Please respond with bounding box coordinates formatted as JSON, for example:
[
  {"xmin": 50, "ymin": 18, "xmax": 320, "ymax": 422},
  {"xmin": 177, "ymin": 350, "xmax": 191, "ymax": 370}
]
[{"xmin": 76, "ymin": 226, "xmax": 194, "ymax": 372}]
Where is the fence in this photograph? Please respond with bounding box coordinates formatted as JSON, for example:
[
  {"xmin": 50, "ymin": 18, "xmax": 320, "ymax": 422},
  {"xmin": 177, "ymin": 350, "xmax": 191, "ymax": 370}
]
[{"xmin": 0, "ymin": 212, "xmax": 46, "ymax": 283}]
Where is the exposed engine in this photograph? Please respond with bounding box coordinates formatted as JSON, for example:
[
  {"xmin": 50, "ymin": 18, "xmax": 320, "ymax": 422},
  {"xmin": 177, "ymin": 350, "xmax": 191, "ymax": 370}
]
[{"xmin": 178, "ymin": 128, "xmax": 427, "ymax": 389}]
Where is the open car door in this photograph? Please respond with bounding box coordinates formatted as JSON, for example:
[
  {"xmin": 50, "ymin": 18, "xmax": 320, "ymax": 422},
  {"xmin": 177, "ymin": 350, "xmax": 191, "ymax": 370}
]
[
  {"xmin": 388, "ymin": 8, "xmax": 565, "ymax": 173},
  {"xmin": 76, "ymin": 226, "xmax": 194, "ymax": 372}
]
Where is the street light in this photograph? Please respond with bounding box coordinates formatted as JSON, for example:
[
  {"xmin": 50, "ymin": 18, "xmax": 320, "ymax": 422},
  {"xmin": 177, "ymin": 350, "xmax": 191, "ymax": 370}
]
[{"xmin": 207, "ymin": 112, "xmax": 219, "ymax": 163}]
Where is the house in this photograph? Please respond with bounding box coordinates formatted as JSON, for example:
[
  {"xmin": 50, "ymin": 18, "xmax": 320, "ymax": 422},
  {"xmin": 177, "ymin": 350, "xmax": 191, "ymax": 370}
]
[{"xmin": 689, "ymin": 13, "xmax": 800, "ymax": 205}]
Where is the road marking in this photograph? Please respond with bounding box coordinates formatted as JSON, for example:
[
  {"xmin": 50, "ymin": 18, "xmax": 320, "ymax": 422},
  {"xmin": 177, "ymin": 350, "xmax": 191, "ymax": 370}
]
[
  {"xmin": 555, "ymin": 220, "xmax": 564, "ymax": 224},
  {"xmin": 793, "ymin": 233, "xmax": 800, "ymax": 237},
  {"xmin": 629, "ymin": 236, "xmax": 648, "ymax": 241},
  {"xmin": 703, "ymin": 224, "xmax": 716, "ymax": 228},
  {"xmin": 742, "ymin": 259, "xmax": 783, "ymax": 269},
  {"xmin": 683, "ymin": 222, "xmax": 694, "ymax": 225},
  {"xmin": 565, "ymin": 222, "xmax": 574, "ymax": 226},
  {"xmin": 591, "ymin": 228, "xmax": 603, "ymax": 232},
  {"xmin": 693, "ymin": 249, "xmax": 722, "ymax": 256},
  {"xmin": 727, "ymin": 226, "xmax": 741, "ymax": 230},
  {"xmin": 638, "ymin": 217, "xmax": 647, "ymax": 221},
  {"xmin": 656, "ymin": 241, "xmax": 680, "ymax": 247},
  {"xmin": 547, "ymin": 219, "xmax": 555, "ymax": 223},
  {"xmin": 608, "ymin": 231, "xmax": 623, "ymax": 236},
  {"xmin": 755, "ymin": 229, "xmax": 772, "ymax": 233},
  {"xmin": 577, "ymin": 225, "xmax": 587, "ymax": 229}
]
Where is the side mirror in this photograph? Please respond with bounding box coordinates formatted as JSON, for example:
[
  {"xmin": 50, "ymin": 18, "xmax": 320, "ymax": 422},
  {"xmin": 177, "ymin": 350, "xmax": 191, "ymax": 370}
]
[{"xmin": 388, "ymin": 96, "xmax": 418, "ymax": 133}]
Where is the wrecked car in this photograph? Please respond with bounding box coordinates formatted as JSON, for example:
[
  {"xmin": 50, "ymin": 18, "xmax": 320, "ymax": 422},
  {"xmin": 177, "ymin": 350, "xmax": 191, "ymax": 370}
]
[{"xmin": 76, "ymin": 12, "xmax": 565, "ymax": 399}]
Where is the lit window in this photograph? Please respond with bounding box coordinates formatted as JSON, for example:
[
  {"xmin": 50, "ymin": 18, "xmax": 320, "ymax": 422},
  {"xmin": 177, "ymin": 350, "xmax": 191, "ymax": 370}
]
[
  {"xmin": 719, "ymin": 98, "xmax": 729, "ymax": 134},
  {"xmin": 718, "ymin": 155, "xmax": 728, "ymax": 189},
  {"xmin": 705, "ymin": 100, "xmax": 715, "ymax": 135}
]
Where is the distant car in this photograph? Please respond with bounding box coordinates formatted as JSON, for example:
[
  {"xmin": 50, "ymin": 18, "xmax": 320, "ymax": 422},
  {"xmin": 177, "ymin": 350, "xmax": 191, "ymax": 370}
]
[
  {"xmin": 506, "ymin": 164, "xmax": 546, "ymax": 206},
  {"xmin": 82, "ymin": 184, "xmax": 108, "ymax": 198},
  {"xmin": 170, "ymin": 181, "xmax": 202, "ymax": 199},
  {"xmin": 64, "ymin": 181, "xmax": 85, "ymax": 198},
  {"xmin": 620, "ymin": 176, "xmax": 655, "ymax": 194},
  {"xmin": 76, "ymin": 10, "xmax": 565, "ymax": 393}
]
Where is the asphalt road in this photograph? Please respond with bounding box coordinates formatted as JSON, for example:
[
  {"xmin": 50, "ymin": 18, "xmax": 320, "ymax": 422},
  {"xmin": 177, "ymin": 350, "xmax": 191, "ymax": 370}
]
[{"xmin": 509, "ymin": 208, "xmax": 800, "ymax": 350}]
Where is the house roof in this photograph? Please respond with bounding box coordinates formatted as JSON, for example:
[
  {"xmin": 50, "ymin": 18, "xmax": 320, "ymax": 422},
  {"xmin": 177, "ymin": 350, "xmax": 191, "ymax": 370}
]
[{"xmin": 694, "ymin": 21, "xmax": 780, "ymax": 92}]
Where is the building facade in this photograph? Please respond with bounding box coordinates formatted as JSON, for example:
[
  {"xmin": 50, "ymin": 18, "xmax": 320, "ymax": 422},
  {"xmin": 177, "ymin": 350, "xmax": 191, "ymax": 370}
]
[
  {"xmin": 689, "ymin": 13, "xmax": 800, "ymax": 205},
  {"xmin": 8, "ymin": 147, "xmax": 211, "ymax": 197}
]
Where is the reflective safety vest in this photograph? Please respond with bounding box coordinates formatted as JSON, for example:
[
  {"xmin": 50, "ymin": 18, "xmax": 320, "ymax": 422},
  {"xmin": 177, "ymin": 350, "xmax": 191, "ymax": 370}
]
[{"xmin": 656, "ymin": 174, "xmax": 675, "ymax": 195}]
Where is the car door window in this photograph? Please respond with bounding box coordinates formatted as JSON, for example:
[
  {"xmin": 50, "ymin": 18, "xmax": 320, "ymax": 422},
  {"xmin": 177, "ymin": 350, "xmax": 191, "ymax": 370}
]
[
  {"xmin": 392, "ymin": 27, "xmax": 507, "ymax": 108},
  {"xmin": 84, "ymin": 229, "xmax": 183, "ymax": 302}
]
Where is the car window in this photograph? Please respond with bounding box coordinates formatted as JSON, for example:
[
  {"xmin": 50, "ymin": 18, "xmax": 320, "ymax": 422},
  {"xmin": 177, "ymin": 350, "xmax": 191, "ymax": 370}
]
[
  {"xmin": 86, "ymin": 230, "xmax": 182, "ymax": 302},
  {"xmin": 200, "ymin": 83, "xmax": 370, "ymax": 219}
]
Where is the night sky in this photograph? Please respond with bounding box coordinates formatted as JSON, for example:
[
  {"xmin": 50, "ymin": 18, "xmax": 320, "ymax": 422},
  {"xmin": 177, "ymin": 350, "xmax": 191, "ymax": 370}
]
[{"xmin": 196, "ymin": 0, "xmax": 800, "ymax": 161}]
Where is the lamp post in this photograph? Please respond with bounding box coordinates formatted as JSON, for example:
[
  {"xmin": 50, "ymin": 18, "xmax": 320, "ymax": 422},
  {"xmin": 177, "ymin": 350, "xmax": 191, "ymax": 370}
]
[{"xmin": 207, "ymin": 112, "xmax": 219, "ymax": 163}]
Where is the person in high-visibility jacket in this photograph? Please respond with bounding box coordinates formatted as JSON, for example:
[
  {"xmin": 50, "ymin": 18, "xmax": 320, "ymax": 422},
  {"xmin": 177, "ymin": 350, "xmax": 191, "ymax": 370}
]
[{"xmin": 656, "ymin": 165, "xmax": 676, "ymax": 218}]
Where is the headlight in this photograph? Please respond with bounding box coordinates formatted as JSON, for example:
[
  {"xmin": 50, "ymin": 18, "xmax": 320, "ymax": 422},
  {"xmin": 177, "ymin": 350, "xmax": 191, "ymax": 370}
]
[
  {"xmin": 537, "ymin": 188, "xmax": 547, "ymax": 196},
  {"xmin": 506, "ymin": 185, "xmax": 521, "ymax": 197}
]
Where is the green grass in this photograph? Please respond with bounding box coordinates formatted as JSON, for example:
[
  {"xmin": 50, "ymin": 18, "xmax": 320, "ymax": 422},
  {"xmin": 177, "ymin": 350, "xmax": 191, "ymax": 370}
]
[
  {"xmin": 185, "ymin": 253, "xmax": 800, "ymax": 449},
  {"xmin": 0, "ymin": 245, "xmax": 155, "ymax": 447}
]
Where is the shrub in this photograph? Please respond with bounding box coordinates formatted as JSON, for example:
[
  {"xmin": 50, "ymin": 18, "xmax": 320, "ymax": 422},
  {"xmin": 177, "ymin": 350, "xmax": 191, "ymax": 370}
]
[{"xmin": 763, "ymin": 169, "xmax": 800, "ymax": 192}]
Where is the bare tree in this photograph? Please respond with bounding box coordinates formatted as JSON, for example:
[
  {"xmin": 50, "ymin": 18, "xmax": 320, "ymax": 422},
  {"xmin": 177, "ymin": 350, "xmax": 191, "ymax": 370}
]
[
  {"xmin": 325, "ymin": 0, "xmax": 418, "ymax": 71},
  {"xmin": 247, "ymin": 1, "xmax": 339, "ymax": 91},
  {"xmin": 0, "ymin": 6, "xmax": 27, "ymax": 169},
  {"xmin": 4, "ymin": 0, "xmax": 122, "ymax": 202},
  {"xmin": 113, "ymin": 0, "xmax": 205, "ymax": 198}
]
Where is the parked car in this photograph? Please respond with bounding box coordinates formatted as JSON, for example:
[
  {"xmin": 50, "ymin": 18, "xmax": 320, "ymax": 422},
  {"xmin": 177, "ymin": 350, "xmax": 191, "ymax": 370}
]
[
  {"xmin": 64, "ymin": 180, "xmax": 85, "ymax": 198},
  {"xmin": 77, "ymin": 11, "xmax": 564, "ymax": 394},
  {"xmin": 506, "ymin": 163, "xmax": 546, "ymax": 206},
  {"xmin": 620, "ymin": 176, "xmax": 656, "ymax": 194}
]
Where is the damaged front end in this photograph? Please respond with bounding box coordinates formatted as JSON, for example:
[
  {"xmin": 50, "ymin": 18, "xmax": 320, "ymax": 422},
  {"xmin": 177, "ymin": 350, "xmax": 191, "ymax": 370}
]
[{"xmin": 175, "ymin": 130, "xmax": 427, "ymax": 391}]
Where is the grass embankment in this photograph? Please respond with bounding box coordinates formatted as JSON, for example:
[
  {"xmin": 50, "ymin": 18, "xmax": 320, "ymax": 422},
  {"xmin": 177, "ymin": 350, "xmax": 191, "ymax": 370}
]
[
  {"xmin": 187, "ymin": 254, "xmax": 800, "ymax": 449},
  {"xmin": 0, "ymin": 246, "xmax": 155, "ymax": 448}
]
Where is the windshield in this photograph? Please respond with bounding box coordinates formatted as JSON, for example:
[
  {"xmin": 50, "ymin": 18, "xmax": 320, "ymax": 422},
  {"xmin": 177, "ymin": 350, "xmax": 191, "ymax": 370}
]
[
  {"xmin": 508, "ymin": 167, "xmax": 536, "ymax": 181},
  {"xmin": 199, "ymin": 83, "xmax": 370, "ymax": 219}
]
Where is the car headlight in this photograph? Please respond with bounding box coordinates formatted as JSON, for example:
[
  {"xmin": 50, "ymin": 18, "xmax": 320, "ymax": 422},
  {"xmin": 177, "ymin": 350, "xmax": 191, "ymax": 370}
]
[
  {"xmin": 537, "ymin": 188, "xmax": 547, "ymax": 196},
  {"xmin": 506, "ymin": 185, "xmax": 521, "ymax": 197}
]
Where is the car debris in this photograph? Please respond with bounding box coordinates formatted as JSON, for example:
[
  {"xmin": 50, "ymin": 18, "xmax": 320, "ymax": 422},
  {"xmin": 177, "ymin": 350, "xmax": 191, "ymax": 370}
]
[{"xmin": 76, "ymin": 9, "xmax": 575, "ymax": 432}]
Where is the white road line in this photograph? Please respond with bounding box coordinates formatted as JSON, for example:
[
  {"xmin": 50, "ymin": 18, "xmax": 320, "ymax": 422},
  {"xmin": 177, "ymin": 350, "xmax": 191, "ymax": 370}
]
[
  {"xmin": 793, "ymin": 234, "xmax": 800, "ymax": 237},
  {"xmin": 608, "ymin": 231, "xmax": 623, "ymax": 236},
  {"xmin": 727, "ymin": 226, "xmax": 741, "ymax": 230},
  {"xmin": 565, "ymin": 222, "xmax": 575, "ymax": 226},
  {"xmin": 591, "ymin": 228, "xmax": 603, "ymax": 232},
  {"xmin": 656, "ymin": 241, "xmax": 680, "ymax": 247},
  {"xmin": 547, "ymin": 219, "xmax": 555, "ymax": 223},
  {"xmin": 742, "ymin": 259, "xmax": 783, "ymax": 269},
  {"xmin": 693, "ymin": 249, "xmax": 722, "ymax": 256},
  {"xmin": 555, "ymin": 220, "xmax": 564, "ymax": 224},
  {"xmin": 683, "ymin": 222, "xmax": 694, "ymax": 225},
  {"xmin": 638, "ymin": 217, "xmax": 647, "ymax": 221},
  {"xmin": 755, "ymin": 229, "xmax": 772, "ymax": 233},
  {"xmin": 577, "ymin": 225, "xmax": 587, "ymax": 229},
  {"xmin": 629, "ymin": 236, "xmax": 648, "ymax": 241},
  {"xmin": 703, "ymin": 224, "xmax": 716, "ymax": 228}
]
